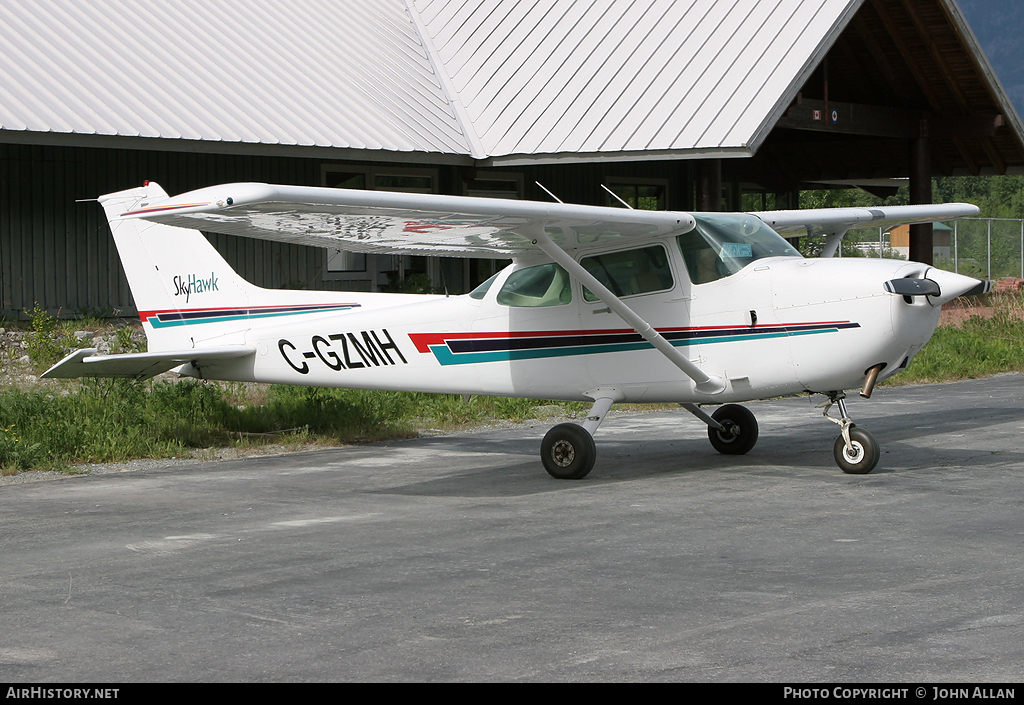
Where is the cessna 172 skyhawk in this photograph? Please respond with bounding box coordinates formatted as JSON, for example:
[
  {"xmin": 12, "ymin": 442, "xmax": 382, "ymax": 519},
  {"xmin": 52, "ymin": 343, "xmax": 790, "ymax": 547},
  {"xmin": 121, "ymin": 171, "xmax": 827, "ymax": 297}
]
[{"xmin": 44, "ymin": 182, "xmax": 988, "ymax": 478}]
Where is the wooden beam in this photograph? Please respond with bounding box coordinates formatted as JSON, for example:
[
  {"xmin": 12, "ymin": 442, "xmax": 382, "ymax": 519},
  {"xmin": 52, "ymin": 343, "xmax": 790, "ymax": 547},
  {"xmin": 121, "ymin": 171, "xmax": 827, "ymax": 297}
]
[
  {"xmin": 777, "ymin": 98, "xmax": 919, "ymax": 137},
  {"xmin": 899, "ymin": 0, "xmax": 971, "ymax": 113},
  {"xmin": 869, "ymin": 0, "xmax": 944, "ymax": 112},
  {"xmin": 929, "ymin": 113, "xmax": 1003, "ymax": 138},
  {"xmin": 951, "ymin": 136, "xmax": 980, "ymax": 176},
  {"xmin": 851, "ymin": 11, "xmax": 913, "ymax": 102},
  {"xmin": 982, "ymin": 136, "xmax": 1007, "ymax": 175},
  {"xmin": 777, "ymin": 98, "xmax": 1001, "ymax": 140}
]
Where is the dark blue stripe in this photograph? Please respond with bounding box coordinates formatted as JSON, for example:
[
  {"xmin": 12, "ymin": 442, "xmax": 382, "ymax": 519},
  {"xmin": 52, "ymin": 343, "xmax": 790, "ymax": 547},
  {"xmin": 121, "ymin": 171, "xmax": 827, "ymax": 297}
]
[{"xmin": 444, "ymin": 323, "xmax": 859, "ymax": 354}]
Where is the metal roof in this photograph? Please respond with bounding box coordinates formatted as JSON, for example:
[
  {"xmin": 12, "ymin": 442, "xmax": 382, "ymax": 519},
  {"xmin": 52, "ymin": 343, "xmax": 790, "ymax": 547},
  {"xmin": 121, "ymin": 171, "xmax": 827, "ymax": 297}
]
[
  {"xmin": 416, "ymin": 0, "xmax": 862, "ymax": 163},
  {"xmin": 0, "ymin": 0, "xmax": 866, "ymax": 163},
  {"xmin": 0, "ymin": 0, "xmax": 466, "ymax": 154},
  {"xmin": 4, "ymin": 0, "xmax": 1021, "ymax": 172}
]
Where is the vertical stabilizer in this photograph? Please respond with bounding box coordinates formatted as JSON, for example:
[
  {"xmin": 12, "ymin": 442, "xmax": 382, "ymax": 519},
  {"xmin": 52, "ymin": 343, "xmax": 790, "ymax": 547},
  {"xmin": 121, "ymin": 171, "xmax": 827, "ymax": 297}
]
[{"xmin": 100, "ymin": 183, "xmax": 255, "ymax": 351}]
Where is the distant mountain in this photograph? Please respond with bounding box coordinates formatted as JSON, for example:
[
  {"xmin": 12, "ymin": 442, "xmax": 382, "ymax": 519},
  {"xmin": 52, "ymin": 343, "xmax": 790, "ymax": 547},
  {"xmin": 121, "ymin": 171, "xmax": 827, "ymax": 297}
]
[{"xmin": 958, "ymin": 0, "xmax": 1024, "ymax": 120}]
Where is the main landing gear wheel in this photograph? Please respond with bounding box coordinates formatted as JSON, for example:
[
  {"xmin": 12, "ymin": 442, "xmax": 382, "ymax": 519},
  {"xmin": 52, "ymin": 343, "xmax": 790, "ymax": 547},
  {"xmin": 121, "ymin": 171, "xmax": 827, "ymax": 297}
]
[
  {"xmin": 541, "ymin": 423, "xmax": 597, "ymax": 480},
  {"xmin": 708, "ymin": 404, "xmax": 759, "ymax": 455},
  {"xmin": 833, "ymin": 425, "xmax": 880, "ymax": 474}
]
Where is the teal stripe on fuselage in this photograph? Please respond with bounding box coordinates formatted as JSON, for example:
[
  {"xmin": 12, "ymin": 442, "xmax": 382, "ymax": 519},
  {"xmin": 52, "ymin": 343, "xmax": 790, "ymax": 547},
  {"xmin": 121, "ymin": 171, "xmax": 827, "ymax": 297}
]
[
  {"xmin": 429, "ymin": 340, "xmax": 660, "ymax": 365},
  {"xmin": 429, "ymin": 327, "xmax": 839, "ymax": 365},
  {"xmin": 147, "ymin": 307, "xmax": 356, "ymax": 329}
]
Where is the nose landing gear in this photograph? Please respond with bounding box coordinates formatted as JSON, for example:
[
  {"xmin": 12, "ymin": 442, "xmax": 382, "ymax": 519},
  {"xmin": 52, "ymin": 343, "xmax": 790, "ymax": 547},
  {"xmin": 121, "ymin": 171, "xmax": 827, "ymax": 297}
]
[{"xmin": 821, "ymin": 392, "xmax": 880, "ymax": 474}]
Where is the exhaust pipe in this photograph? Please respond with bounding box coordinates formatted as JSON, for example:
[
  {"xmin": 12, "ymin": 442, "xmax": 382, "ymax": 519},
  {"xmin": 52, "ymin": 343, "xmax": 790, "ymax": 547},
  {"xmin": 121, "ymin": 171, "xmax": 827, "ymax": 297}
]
[{"xmin": 860, "ymin": 363, "xmax": 885, "ymax": 399}]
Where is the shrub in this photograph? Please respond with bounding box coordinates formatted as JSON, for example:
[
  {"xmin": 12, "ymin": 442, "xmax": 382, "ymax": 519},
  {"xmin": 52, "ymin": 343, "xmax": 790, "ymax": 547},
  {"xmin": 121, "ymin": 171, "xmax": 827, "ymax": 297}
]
[{"xmin": 23, "ymin": 303, "xmax": 87, "ymax": 371}]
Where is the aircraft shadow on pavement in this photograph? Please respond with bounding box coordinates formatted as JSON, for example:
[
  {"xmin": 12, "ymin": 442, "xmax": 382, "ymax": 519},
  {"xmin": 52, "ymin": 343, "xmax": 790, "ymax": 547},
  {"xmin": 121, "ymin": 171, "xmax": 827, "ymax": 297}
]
[
  {"xmin": 854, "ymin": 405, "xmax": 1024, "ymax": 440},
  {"xmin": 365, "ymin": 401, "xmax": 1024, "ymax": 496}
]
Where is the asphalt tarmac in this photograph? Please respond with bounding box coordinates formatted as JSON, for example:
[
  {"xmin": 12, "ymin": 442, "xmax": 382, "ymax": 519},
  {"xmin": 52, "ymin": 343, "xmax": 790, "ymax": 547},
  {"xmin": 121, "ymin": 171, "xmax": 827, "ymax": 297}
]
[{"xmin": 2, "ymin": 375, "xmax": 1023, "ymax": 682}]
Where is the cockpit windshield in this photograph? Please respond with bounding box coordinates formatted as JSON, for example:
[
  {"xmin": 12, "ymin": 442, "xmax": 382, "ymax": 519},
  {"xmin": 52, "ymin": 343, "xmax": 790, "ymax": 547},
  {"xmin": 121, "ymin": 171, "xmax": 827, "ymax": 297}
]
[{"xmin": 677, "ymin": 213, "xmax": 801, "ymax": 285}]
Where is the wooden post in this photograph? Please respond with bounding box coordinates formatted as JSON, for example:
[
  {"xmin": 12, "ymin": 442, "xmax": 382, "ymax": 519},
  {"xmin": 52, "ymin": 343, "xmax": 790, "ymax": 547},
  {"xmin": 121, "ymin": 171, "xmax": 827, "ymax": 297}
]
[
  {"xmin": 909, "ymin": 127, "xmax": 933, "ymax": 264},
  {"xmin": 696, "ymin": 159, "xmax": 721, "ymax": 212}
]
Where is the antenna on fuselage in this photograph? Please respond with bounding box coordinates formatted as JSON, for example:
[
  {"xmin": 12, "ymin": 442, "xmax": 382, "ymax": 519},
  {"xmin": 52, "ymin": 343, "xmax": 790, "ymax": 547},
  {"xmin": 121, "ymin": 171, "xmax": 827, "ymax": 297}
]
[
  {"xmin": 535, "ymin": 182, "xmax": 563, "ymax": 203},
  {"xmin": 601, "ymin": 183, "xmax": 634, "ymax": 209}
]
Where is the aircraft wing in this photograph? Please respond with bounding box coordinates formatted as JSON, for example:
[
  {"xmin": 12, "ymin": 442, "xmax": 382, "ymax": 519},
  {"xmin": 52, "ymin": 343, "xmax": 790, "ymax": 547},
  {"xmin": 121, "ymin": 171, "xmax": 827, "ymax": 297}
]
[
  {"xmin": 120, "ymin": 182, "xmax": 696, "ymax": 259},
  {"xmin": 751, "ymin": 203, "xmax": 980, "ymax": 237},
  {"xmin": 41, "ymin": 346, "xmax": 255, "ymax": 380}
]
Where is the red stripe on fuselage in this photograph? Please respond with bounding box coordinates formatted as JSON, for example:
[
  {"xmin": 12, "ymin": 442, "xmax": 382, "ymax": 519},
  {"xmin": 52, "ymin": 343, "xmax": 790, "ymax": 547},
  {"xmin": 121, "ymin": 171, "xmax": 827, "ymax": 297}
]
[
  {"xmin": 407, "ymin": 322, "xmax": 855, "ymax": 354},
  {"xmin": 138, "ymin": 303, "xmax": 361, "ymax": 324}
]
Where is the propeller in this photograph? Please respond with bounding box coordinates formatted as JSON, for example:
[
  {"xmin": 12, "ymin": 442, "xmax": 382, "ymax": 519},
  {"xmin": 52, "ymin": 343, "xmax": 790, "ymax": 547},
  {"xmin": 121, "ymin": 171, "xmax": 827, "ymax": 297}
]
[
  {"xmin": 884, "ymin": 268, "xmax": 991, "ymax": 306},
  {"xmin": 883, "ymin": 278, "xmax": 940, "ymax": 297}
]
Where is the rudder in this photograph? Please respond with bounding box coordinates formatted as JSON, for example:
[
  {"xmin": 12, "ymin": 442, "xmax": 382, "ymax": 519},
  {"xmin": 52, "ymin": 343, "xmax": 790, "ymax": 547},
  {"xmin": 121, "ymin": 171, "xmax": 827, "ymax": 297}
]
[{"xmin": 100, "ymin": 182, "xmax": 256, "ymax": 351}]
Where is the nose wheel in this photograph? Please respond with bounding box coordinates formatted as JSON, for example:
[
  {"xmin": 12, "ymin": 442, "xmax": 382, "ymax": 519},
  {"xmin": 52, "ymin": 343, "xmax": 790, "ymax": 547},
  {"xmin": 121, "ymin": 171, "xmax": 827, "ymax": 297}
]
[
  {"xmin": 821, "ymin": 392, "xmax": 880, "ymax": 474},
  {"xmin": 833, "ymin": 425, "xmax": 880, "ymax": 474}
]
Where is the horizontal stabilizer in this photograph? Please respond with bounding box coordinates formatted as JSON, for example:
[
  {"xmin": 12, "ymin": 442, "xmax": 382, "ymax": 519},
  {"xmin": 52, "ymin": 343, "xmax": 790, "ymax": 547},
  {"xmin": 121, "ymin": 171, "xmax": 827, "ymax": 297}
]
[{"xmin": 40, "ymin": 346, "xmax": 256, "ymax": 380}]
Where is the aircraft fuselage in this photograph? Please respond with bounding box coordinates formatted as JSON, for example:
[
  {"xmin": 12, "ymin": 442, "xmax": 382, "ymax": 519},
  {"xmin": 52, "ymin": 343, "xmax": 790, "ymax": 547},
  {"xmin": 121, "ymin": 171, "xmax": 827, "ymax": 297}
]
[{"xmin": 174, "ymin": 253, "xmax": 949, "ymax": 405}]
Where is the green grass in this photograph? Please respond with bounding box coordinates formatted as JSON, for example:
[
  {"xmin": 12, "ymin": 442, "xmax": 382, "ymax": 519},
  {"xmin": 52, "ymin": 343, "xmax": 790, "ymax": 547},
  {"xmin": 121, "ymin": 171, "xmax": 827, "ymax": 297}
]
[
  {"xmin": 888, "ymin": 291, "xmax": 1024, "ymax": 384},
  {"xmin": 0, "ymin": 379, "xmax": 585, "ymax": 474}
]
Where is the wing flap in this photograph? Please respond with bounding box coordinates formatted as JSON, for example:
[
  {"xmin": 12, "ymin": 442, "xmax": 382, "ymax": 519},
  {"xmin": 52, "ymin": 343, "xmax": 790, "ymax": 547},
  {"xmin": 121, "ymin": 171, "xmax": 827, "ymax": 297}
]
[
  {"xmin": 41, "ymin": 346, "xmax": 256, "ymax": 380},
  {"xmin": 120, "ymin": 183, "xmax": 696, "ymax": 258}
]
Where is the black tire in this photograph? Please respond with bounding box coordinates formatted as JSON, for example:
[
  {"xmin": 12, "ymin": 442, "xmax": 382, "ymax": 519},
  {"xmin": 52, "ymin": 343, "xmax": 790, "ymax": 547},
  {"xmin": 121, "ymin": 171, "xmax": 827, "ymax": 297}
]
[
  {"xmin": 541, "ymin": 423, "xmax": 597, "ymax": 479},
  {"xmin": 833, "ymin": 425, "xmax": 880, "ymax": 474},
  {"xmin": 708, "ymin": 404, "xmax": 758, "ymax": 455}
]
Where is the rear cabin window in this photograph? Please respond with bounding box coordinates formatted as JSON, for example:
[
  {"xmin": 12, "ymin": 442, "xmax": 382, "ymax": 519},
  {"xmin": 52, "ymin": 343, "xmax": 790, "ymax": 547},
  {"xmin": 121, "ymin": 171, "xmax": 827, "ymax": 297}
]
[
  {"xmin": 580, "ymin": 245, "xmax": 674, "ymax": 301},
  {"xmin": 496, "ymin": 263, "xmax": 572, "ymax": 307},
  {"xmin": 678, "ymin": 214, "xmax": 801, "ymax": 285}
]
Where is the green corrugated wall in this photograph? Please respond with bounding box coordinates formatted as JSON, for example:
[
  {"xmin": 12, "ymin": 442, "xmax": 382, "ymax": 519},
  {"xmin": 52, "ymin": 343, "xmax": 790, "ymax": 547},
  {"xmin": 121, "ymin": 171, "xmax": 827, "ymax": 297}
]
[{"xmin": 0, "ymin": 142, "xmax": 692, "ymax": 319}]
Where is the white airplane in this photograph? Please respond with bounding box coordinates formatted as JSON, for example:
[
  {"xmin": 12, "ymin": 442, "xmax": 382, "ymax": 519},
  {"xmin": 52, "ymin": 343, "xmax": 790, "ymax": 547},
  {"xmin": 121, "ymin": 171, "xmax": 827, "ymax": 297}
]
[{"xmin": 44, "ymin": 182, "xmax": 987, "ymax": 478}]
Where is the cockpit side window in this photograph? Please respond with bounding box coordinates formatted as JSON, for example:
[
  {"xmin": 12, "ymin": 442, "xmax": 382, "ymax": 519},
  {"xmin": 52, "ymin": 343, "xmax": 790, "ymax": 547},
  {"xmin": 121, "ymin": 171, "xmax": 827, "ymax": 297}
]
[
  {"xmin": 496, "ymin": 263, "xmax": 572, "ymax": 307},
  {"xmin": 678, "ymin": 214, "xmax": 801, "ymax": 284},
  {"xmin": 579, "ymin": 245, "xmax": 674, "ymax": 301}
]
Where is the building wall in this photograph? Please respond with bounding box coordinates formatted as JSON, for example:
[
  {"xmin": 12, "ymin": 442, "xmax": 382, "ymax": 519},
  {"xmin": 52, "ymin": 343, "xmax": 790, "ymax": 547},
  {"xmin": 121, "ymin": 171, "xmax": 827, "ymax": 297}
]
[
  {"xmin": 0, "ymin": 143, "xmax": 328, "ymax": 318},
  {"xmin": 0, "ymin": 142, "xmax": 715, "ymax": 319}
]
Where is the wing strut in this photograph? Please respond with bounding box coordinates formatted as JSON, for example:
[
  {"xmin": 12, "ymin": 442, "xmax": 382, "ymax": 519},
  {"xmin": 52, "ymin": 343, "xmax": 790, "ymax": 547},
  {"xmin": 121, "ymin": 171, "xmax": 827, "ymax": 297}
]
[
  {"xmin": 820, "ymin": 228, "xmax": 850, "ymax": 258},
  {"xmin": 523, "ymin": 224, "xmax": 726, "ymax": 395}
]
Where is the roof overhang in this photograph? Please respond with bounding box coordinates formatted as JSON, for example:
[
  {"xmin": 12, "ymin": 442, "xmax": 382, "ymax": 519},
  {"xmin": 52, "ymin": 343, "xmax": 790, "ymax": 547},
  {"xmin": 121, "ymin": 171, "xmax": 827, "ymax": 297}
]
[
  {"xmin": 734, "ymin": 0, "xmax": 1024, "ymax": 190},
  {"xmin": 2, "ymin": 0, "xmax": 1022, "ymax": 179},
  {"xmin": 0, "ymin": 129, "xmax": 478, "ymax": 166}
]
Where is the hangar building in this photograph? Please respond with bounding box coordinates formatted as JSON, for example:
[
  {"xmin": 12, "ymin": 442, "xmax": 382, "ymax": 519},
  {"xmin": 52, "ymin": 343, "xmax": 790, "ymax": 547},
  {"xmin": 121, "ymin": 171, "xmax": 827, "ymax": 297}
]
[{"xmin": 1, "ymin": 0, "xmax": 1023, "ymax": 318}]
